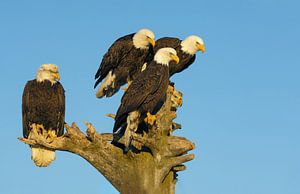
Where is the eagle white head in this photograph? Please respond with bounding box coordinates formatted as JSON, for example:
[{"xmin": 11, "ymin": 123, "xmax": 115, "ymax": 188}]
[
  {"xmin": 154, "ymin": 47, "xmax": 180, "ymax": 66},
  {"xmin": 181, "ymin": 35, "xmax": 205, "ymax": 55},
  {"xmin": 133, "ymin": 28, "xmax": 155, "ymax": 49},
  {"xmin": 36, "ymin": 64, "xmax": 60, "ymax": 85}
]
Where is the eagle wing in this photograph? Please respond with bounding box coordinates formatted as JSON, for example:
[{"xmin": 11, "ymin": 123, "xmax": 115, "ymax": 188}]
[
  {"xmin": 22, "ymin": 81, "xmax": 31, "ymax": 138},
  {"xmin": 169, "ymin": 54, "xmax": 196, "ymax": 76},
  {"xmin": 55, "ymin": 82, "xmax": 65, "ymax": 137},
  {"xmin": 143, "ymin": 37, "xmax": 181, "ymax": 64},
  {"xmin": 94, "ymin": 34, "xmax": 135, "ymax": 88},
  {"xmin": 22, "ymin": 81, "xmax": 65, "ymax": 138},
  {"xmin": 154, "ymin": 37, "xmax": 182, "ymax": 53},
  {"xmin": 181, "ymin": 54, "xmax": 196, "ymax": 72},
  {"xmin": 143, "ymin": 37, "xmax": 181, "ymax": 67}
]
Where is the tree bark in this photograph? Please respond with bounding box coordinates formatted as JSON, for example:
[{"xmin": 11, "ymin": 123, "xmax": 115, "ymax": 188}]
[{"xmin": 19, "ymin": 86, "xmax": 195, "ymax": 194}]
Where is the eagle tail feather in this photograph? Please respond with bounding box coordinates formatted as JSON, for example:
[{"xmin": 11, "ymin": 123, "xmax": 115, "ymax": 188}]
[
  {"xmin": 113, "ymin": 114, "xmax": 127, "ymax": 133},
  {"xmin": 94, "ymin": 78, "xmax": 102, "ymax": 89},
  {"xmin": 96, "ymin": 71, "xmax": 116, "ymax": 98},
  {"xmin": 31, "ymin": 147, "xmax": 55, "ymax": 167}
]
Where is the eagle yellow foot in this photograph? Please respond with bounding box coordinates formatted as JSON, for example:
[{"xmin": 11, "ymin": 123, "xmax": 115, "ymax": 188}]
[
  {"xmin": 31, "ymin": 124, "xmax": 45, "ymax": 135},
  {"xmin": 46, "ymin": 130, "xmax": 57, "ymax": 143},
  {"xmin": 29, "ymin": 124, "xmax": 36, "ymax": 132},
  {"xmin": 144, "ymin": 112, "xmax": 157, "ymax": 126}
]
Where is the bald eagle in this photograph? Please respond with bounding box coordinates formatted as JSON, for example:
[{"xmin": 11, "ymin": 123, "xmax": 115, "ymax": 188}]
[
  {"xmin": 144, "ymin": 35, "xmax": 205, "ymax": 76},
  {"xmin": 94, "ymin": 28, "xmax": 155, "ymax": 98},
  {"xmin": 113, "ymin": 48, "xmax": 179, "ymax": 150},
  {"xmin": 22, "ymin": 64, "xmax": 65, "ymax": 167}
]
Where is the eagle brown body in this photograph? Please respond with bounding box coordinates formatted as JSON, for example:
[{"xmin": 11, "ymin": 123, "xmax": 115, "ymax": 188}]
[
  {"xmin": 94, "ymin": 29, "xmax": 155, "ymax": 98},
  {"xmin": 22, "ymin": 64, "xmax": 65, "ymax": 167},
  {"xmin": 112, "ymin": 48, "xmax": 179, "ymax": 151},
  {"xmin": 113, "ymin": 60, "xmax": 169, "ymax": 134},
  {"xmin": 153, "ymin": 37, "xmax": 196, "ymax": 76},
  {"xmin": 22, "ymin": 80, "xmax": 65, "ymax": 138}
]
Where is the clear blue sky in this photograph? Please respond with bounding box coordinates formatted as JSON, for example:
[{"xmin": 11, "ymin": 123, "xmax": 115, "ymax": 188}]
[{"xmin": 0, "ymin": 0, "xmax": 299, "ymax": 193}]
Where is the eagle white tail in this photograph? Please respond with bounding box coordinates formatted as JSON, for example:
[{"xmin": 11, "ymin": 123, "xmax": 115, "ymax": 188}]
[
  {"xmin": 31, "ymin": 147, "xmax": 55, "ymax": 167},
  {"xmin": 96, "ymin": 70, "xmax": 117, "ymax": 98}
]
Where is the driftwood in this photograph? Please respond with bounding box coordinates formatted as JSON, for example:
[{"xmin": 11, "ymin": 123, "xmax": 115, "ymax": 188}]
[{"xmin": 19, "ymin": 86, "xmax": 195, "ymax": 194}]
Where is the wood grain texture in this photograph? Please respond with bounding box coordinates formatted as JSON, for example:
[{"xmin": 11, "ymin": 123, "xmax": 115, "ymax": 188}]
[{"xmin": 19, "ymin": 86, "xmax": 195, "ymax": 194}]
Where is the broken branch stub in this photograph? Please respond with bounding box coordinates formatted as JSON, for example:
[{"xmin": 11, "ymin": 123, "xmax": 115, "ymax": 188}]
[{"xmin": 19, "ymin": 86, "xmax": 195, "ymax": 194}]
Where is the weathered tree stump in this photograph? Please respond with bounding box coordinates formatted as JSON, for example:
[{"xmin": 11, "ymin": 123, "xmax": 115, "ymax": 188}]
[{"xmin": 19, "ymin": 86, "xmax": 195, "ymax": 194}]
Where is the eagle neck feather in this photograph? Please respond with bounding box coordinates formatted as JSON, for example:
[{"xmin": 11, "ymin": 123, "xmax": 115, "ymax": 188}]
[
  {"xmin": 154, "ymin": 56, "xmax": 170, "ymax": 66},
  {"xmin": 180, "ymin": 41, "xmax": 197, "ymax": 55},
  {"xmin": 133, "ymin": 34, "xmax": 149, "ymax": 49},
  {"xmin": 36, "ymin": 71, "xmax": 57, "ymax": 85}
]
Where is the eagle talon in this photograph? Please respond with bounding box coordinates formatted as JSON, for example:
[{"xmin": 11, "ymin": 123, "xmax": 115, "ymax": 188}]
[
  {"xmin": 144, "ymin": 112, "xmax": 157, "ymax": 126},
  {"xmin": 46, "ymin": 130, "xmax": 57, "ymax": 143},
  {"xmin": 29, "ymin": 124, "xmax": 36, "ymax": 133},
  {"xmin": 36, "ymin": 124, "xmax": 44, "ymax": 135}
]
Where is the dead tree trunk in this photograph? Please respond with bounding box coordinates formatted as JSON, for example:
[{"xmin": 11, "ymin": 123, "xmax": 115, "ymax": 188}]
[{"xmin": 19, "ymin": 86, "xmax": 195, "ymax": 194}]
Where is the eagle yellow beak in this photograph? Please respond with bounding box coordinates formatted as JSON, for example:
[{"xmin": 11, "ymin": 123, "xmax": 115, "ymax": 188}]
[
  {"xmin": 54, "ymin": 72, "xmax": 60, "ymax": 81},
  {"xmin": 196, "ymin": 42, "xmax": 206, "ymax": 53},
  {"xmin": 148, "ymin": 37, "xmax": 155, "ymax": 47},
  {"xmin": 171, "ymin": 54, "xmax": 180, "ymax": 64}
]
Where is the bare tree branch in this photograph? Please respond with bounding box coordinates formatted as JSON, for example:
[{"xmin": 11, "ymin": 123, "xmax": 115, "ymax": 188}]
[{"xmin": 19, "ymin": 86, "xmax": 195, "ymax": 194}]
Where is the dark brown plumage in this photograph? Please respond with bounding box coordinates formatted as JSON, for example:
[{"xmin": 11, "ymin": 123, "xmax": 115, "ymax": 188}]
[
  {"xmin": 94, "ymin": 29, "xmax": 155, "ymax": 98},
  {"xmin": 113, "ymin": 60, "xmax": 169, "ymax": 134},
  {"xmin": 112, "ymin": 48, "xmax": 179, "ymax": 151},
  {"xmin": 22, "ymin": 80, "xmax": 65, "ymax": 138},
  {"xmin": 153, "ymin": 37, "xmax": 196, "ymax": 76}
]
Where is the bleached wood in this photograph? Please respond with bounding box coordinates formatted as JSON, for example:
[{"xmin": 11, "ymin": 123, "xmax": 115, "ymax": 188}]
[{"xmin": 19, "ymin": 86, "xmax": 195, "ymax": 194}]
